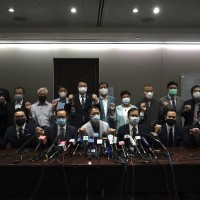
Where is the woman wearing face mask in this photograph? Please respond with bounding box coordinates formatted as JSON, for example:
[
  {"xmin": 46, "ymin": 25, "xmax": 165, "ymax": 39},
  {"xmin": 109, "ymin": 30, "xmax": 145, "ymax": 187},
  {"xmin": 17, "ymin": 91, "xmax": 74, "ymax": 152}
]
[
  {"xmin": 182, "ymin": 85, "xmax": 200, "ymax": 127},
  {"xmin": 110, "ymin": 90, "xmax": 138, "ymax": 131}
]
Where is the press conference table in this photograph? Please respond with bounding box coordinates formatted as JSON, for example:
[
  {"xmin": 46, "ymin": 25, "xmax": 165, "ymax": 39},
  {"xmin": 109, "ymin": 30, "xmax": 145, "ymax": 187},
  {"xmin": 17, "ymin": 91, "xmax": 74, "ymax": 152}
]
[{"xmin": 0, "ymin": 148, "xmax": 200, "ymax": 200}]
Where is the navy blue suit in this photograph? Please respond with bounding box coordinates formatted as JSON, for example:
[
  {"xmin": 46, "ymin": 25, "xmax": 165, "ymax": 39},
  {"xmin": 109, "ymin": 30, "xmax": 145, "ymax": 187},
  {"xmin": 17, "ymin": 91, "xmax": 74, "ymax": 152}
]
[
  {"xmin": 71, "ymin": 93, "xmax": 93, "ymax": 129},
  {"xmin": 45, "ymin": 124, "xmax": 77, "ymax": 147},
  {"xmin": 0, "ymin": 123, "xmax": 38, "ymax": 148},
  {"xmin": 117, "ymin": 123, "xmax": 150, "ymax": 142},
  {"xmin": 158, "ymin": 123, "xmax": 190, "ymax": 147}
]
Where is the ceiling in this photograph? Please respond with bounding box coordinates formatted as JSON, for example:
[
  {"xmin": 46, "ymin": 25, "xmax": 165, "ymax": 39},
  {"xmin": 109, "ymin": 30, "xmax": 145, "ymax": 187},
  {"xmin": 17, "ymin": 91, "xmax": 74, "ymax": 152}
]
[{"xmin": 1, "ymin": 0, "xmax": 200, "ymax": 42}]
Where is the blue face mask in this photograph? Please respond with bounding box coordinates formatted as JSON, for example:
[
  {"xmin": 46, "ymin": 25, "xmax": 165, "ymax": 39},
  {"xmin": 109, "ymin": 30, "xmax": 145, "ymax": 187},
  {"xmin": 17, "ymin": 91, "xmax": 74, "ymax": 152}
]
[
  {"xmin": 91, "ymin": 114, "xmax": 100, "ymax": 123},
  {"xmin": 56, "ymin": 118, "xmax": 66, "ymax": 127}
]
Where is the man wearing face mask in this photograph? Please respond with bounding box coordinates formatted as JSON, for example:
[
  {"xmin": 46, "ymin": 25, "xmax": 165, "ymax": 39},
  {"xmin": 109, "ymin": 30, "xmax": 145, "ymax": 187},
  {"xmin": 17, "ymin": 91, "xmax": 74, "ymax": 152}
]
[
  {"xmin": 78, "ymin": 106, "xmax": 114, "ymax": 138},
  {"xmin": 159, "ymin": 81, "xmax": 184, "ymax": 125},
  {"xmin": 154, "ymin": 110, "xmax": 190, "ymax": 147},
  {"xmin": 182, "ymin": 85, "xmax": 200, "ymax": 127},
  {"xmin": 44, "ymin": 109, "xmax": 77, "ymax": 147},
  {"xmin": 30, "ymin": 87, "xmax": 53, "ymax": 128},
  {"xmin": 70, "ymin": 79, "xmax": 99, "ymax": 129},
  {"xmin": 136, "ymin": 85, "xmax": 160, "ymax": 129},
  {"xmin": 6, "ymin": 87, "xmax": 32, "ymax": 127},
  {"xmin": 97, "ymin": 82, "xmax": 116, "ymax": 128},
  {"xmin": 117, "ymin": 108, "xmax": 150, "ymax": 141},
  {"xmin": 0, "ymin": 109, "xmax": 38, "ymax": 148},
  {"xmin": 110, "ymin": 90, "xmax": 138, "ymax": 131}
]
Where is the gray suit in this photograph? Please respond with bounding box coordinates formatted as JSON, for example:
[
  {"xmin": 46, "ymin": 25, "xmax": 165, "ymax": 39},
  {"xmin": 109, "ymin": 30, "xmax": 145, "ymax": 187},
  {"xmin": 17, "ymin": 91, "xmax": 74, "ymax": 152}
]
[
  {"xmin": 81, "ymin": 120, "xmax": 110, "ymax": 138},
  {"xmin": 159, "ymin": 95, "xmax": 184, "ymax": 125}
]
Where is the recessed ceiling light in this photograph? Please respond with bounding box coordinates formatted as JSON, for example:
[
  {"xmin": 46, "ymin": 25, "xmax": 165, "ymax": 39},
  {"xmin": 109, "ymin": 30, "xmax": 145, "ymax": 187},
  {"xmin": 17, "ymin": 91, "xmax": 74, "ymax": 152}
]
[
  {"xmin": 133, "ymin": 8, "xmax": 138, "ymax": 13},
  {"xmin": 8, "ymin": 8, "xmax": 14, "ymax": 13},
  {"xmin": 153, "ymin": 7, "xmax": 160, "ymax": 14},
  {"xmin": 71, "ymin": 7, "xmax": 77, "ymax": 13}
]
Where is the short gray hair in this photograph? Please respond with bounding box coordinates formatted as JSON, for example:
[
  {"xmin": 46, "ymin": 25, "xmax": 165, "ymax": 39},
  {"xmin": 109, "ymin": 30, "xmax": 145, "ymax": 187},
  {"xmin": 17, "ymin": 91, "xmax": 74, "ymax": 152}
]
[{"xmin": 37, "ymin": 87, "xmax": 48, "ymax": 95}]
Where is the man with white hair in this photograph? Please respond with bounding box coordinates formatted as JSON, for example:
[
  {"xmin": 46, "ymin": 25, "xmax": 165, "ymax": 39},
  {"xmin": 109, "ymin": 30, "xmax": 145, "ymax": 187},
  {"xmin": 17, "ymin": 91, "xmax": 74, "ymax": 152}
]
[{"xmin": 29, "ymin": 87, "xmax": 53, "ymax": 128}]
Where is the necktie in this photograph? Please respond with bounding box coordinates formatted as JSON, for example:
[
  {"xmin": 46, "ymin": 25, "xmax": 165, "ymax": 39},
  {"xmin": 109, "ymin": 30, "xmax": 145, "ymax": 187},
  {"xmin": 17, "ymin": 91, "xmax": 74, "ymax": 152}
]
[
  {"xmin": 168, "ymin": 127, "xmax": 174, "ymax": 147},
  {"xmin": 59, "ymin": 127, "xmax": 65, "ymax": 141},
  {"xmin": 81, "ymin": 95, "xmax": 85, "ymax": 109},
  {"xmin": 18, "ymin": 128, "xmax": 23, "ymax": 140},
  {"xmin": 171, "ymin": 97, "xmax": 176, "ymax": 110},
  {"xmin": 132, "ymin": 126, "xmax": 137, "ymax": 138}
]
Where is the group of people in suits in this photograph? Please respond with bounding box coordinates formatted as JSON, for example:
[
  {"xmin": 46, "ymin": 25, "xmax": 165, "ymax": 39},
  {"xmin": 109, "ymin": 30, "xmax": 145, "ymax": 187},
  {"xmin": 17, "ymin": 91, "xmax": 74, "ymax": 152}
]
[{"xmin": 0, "ymin": 80, "xmax": 199, "ymax": 150}]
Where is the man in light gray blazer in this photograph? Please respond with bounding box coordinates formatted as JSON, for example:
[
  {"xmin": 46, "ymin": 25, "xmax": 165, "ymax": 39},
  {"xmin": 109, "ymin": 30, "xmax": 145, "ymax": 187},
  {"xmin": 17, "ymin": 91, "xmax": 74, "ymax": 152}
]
[
  {"xmin": 159, "ymin": 81, "xmax": 184, "ymax": 125},
  {"xmin": 78, "ymin": 106, "xmax": 115, "ymax": 138}
]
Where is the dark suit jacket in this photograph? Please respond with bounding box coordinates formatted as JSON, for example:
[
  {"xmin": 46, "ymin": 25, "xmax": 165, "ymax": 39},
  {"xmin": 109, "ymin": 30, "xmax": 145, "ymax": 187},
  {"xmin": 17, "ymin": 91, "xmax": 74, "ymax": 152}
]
[
  {"xmin": 0, "ymin": 88, "xmax": 11, "ymax": 103},
  {"xmin": 159, "ymin": 95, "xmax": 184, "ymax": 125},
  {"xmin": 71, "ymin": 93, "xmax": 93, "ymax": 129},
  {"xmin": 182, "ymin": 98, "xmax": 197, "ymax": 127},
  {"xmin": 45, "ymin": 124, "xmax": 77, "ymax": 147},
  {"xmin": 184, "ymin": 122, "xmax": 200, "ymax": 147},
  {"xmin": 158, "ymin": 124, "xmax": 190, "ymax": 147},
  {"xmin": 136, "ymin": 98, "xmax": 160, "ymax": 129},
  {"xmin": 99, "ymin": 95, "xmax": 116, "ymax": 128},
  {"xmin": 117, "ymin": 123, "xmax": 150, "ymax": 142},
  {"xmin": 0, "ymin": 123, "xmax": 38, "ymax": 148}
]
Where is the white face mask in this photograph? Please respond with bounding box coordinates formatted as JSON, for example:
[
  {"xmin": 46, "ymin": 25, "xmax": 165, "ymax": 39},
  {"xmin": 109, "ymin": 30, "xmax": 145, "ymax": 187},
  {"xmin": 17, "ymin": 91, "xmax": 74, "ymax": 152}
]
[
  {"xmin": 145, "ymin": 92, "xmax": 154, "ymax": 100},
  {"xmin": 91, "ymin": 114, "xmax": 100, "ymax": 123},
  {"xmin": 122, "ymin": 97, "xmax": 130, "ymax": 105},
  {"xmin": 99, "ymin": 88, "xmax": 108, "ymax": 96},
  {"xmin": 59, "ymin": 92, "xmax": 67, "ymax": 98},
  {"xmin": 129, "ymin": 116, "xmax": 140, "ymax": 126},
  {"xmin": 193, "ymin": 92, "xmax": 200, "ymax": 99},
  {"xmin": 79, "ymin": 87, "xmax": 87, "ymax": 94}
]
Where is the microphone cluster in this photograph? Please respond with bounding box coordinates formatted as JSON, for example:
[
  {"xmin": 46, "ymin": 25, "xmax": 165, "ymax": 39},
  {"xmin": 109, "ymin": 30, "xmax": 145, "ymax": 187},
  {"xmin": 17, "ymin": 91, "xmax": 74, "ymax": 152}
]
[{"xmin": 27, "ymin": 131, "xmax": 165, "ymax": 164}]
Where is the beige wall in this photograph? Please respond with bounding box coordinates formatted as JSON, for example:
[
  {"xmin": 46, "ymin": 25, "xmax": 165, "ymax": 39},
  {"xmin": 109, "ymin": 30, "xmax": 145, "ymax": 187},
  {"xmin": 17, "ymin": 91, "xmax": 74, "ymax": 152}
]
[{"xmin": 0, "ymin": 43, "xmax": 200, "ymax": 104}]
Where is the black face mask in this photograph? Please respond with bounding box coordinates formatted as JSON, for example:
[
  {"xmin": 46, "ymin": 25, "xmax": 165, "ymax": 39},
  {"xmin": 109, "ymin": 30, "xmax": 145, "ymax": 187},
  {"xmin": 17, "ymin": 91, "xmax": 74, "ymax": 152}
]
[
  {"xmin": 166, "ymin": 119, "xmax": 176, "ymax": 127},
  {"xmin": 38, "ymin": 96, "xmax": 46, "ymax": 103},
  {"xmin": 15, "ymin": 118, "xmax": 26, "ymax": 127}
]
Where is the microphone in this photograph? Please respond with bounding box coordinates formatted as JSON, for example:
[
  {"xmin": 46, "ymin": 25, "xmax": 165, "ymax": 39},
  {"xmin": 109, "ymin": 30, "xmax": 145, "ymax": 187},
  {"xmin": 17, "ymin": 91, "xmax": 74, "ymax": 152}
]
[
  {"xmin": 129, "ymin": 135, "xmax": 142, "ymax": 157},
  {"xmin": 143, "ymin": 132, "xmax": 168, "ymax": 152},
  {"xmin": 134, "ymin": 135, "xmax": 147, "ymax": 155},
  {"xmin": 118, "ymin": 141, "xmax": 127, "ymax": 158},
  {"xmin": 34, "ymin": 135, "xmax": 46, "ymax": 152},
  {"xmin": 124, "ymin": 134, "xmax": 130, "ymax": 147},
  {"xmin": 65, "ymin": 138, "xmax": 76, "ymax": 151},
  {"xmin": 107, "ymin": 134, "xmax": 114, "ymax": 153},
  {"xmin": 72, "ymin": 137, "xmax": 83, "ymax": 155},
  {"xmin": 141, "ymin": 136, "xmax": 157, "ymax": 159},
  {"xmin": 102, "ymin": 133, "xmax": 107, "ymax": 153},
  {"xmin": 16, "ymin": 134, "xmax": 36, "ymax": 154},
  {"xmin": 46, "ymin": 133, "xmax": 64, "ymax": 155},
  {"xmin": 87, "ymin": 138, "xmax": 96, "ymax": 158},
  {"xmin": 49, "ymin": 141, "xmax": 66, "ymax": 159},
  {"xmin": 113, "ymin": 135, "xmax": 118, "ymax": 150}
]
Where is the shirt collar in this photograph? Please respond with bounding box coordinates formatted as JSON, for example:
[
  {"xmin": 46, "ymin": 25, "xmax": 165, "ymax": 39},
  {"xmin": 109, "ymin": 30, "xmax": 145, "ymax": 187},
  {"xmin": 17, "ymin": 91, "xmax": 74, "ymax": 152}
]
[
  {"xmin": 36, "ymin": 101, "xmax": 48, "ymax": 106},
  {"xmin": 15, "ymin": 99, "xmax": 23, "ymax": 105},
  {"xmin": 168, "ymin": 95, "xmax": 176, "ymax": 99},
  {"xmin": 79, "ymin": 94, "xmax": 86, "ymax": 98},
  {"xmin": 57, "ymin": 125, "xmax": 66, "ymax": 130},
  {"xmin": 100, "ymin": 95, "xmax": 108, "ymax": 100},
  {"xmin": 16, "ymin": 123, "xmax": 26, "ymax": 131}
]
